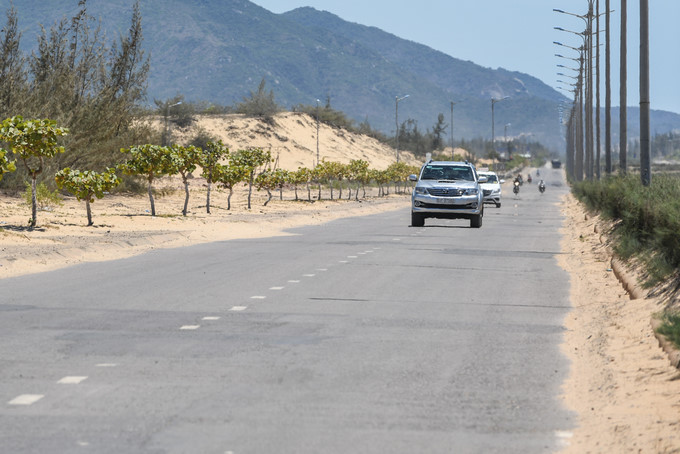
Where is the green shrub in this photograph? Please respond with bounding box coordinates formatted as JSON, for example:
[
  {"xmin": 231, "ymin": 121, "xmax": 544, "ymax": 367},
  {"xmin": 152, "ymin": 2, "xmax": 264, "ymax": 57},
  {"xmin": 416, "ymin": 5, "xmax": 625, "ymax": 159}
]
[{"xmin": 23, "ymin": 182, "xmax": 63, "ymax": 210}]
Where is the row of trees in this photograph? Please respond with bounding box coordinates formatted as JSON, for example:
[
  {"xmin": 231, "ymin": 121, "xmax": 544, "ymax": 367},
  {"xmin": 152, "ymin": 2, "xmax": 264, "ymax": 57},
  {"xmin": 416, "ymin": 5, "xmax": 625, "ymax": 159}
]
[{"xmin": 0, "ymin": 115, "xmax": 418, "ymax": 227}]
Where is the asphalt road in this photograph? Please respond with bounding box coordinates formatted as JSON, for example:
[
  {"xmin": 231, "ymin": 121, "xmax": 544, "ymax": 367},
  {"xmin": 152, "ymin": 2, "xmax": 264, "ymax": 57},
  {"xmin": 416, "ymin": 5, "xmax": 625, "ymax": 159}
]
[{"xmin": 1, "ymin": 166, "xmax": 574, "ymax": 454}]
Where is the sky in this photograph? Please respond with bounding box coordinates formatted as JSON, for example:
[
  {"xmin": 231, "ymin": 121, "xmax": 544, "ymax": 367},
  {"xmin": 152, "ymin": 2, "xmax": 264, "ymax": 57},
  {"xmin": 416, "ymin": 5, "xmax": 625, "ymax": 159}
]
[{"xmin": 250, "ymin": 0, "xmax": 680, "ymax": 115}]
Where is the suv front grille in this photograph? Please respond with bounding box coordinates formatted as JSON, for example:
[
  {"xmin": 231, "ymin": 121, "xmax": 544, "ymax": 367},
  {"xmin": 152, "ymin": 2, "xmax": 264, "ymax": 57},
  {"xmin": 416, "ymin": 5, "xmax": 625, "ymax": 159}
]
[
  {"xmin": 483, "ymin": 189, "xmax": 492, "ymax": 196},
  {"xmin": 428, "ymin": 188, "xmax": 464, "ymax": 197}
]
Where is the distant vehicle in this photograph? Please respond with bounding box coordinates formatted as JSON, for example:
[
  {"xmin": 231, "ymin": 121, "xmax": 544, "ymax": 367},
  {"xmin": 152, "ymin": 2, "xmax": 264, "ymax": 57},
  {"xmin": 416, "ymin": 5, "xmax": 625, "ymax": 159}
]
[
  {"xmin": 551, "ymin": 159, "xmax": 562, "ymax": 169},
  {"xmin": 477, "ymin": 170, "xmax": 504, "ymax": 208},
  {"xmin": 409, "ymin": 160, "xmax": 486, "ymax": 228}
]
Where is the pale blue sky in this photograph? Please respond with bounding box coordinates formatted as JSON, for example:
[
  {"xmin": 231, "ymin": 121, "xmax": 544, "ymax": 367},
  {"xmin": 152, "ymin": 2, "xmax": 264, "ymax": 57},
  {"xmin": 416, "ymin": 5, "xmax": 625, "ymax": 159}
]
[{"xmin": 251, "ymin": 0, "xmax": 680, "ymax": 115}]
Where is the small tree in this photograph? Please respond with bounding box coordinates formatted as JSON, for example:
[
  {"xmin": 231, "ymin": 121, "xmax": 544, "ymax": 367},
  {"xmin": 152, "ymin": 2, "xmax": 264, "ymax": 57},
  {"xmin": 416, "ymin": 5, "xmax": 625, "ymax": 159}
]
[
  {"xmin": 347, "ymin": 159, "xmax": 369, "ymax": 201},
  {"xmin": 254, "ymin": 169, "xmax": 276, "ymax": 206},
  {"xmin": 119, "ymin": 144, "xmax": 173, "ymax": 216},
  {"xmin": 214, "ymin": 161, "xmax": 245, "ymax": 210},
  {"xmin": 168, "ymin": 144, "xmax": 200, "ymax": 216},
  {"xmin": 235, "ymin": 78, "xmax": 280, "ymax": 122},
  {"xmin": 199, "ymin": 140, "xmax": 229, "ymax": 214},
  {"xmin": 289, "ymin": 167, "xmax": 312, "ymax": 201},
  {"xmin": 0, "ymin": 116, "xmax": 68, "ymax": 227},
  {"xmin": 55, "ymin": 167, "xmax": 121, "ymax": 226},
  {"xmin": 231, "ymin": 148, "xmax": 271, "ymax": 209}
]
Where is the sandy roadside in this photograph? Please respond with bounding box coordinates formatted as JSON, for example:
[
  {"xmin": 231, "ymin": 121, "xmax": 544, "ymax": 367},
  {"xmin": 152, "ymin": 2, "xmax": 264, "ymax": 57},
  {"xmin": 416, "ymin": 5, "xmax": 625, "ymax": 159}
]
[
  {"xmin": 558, "ymin": 192, "xmax": 680, "ymax": 453},
  {"xmin": 0, "ymin": 185, "xmax": 410, "ymax": 279}
]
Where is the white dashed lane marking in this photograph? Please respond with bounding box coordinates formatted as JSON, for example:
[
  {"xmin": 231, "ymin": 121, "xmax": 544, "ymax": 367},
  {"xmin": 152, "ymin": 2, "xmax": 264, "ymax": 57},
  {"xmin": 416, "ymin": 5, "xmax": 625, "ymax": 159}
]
[
  {"xmin": 8, "ymin": 394, "xmax": 44, "ymax": 406},
  {"xmin": 230, "ymin": 306, "xmax": 247, "ymax": 312},
  {"xmin": 250, "ymin": 296, "xmax": 266, "ymax": 299},
  {"xmin": 58, "ymin": 376, "xmax": 88, "ymax": 385},
  {"xmin": 339, "ymin": 260, "xmax": 348, "ymax": 263},
  {"xmin": 180, "ymin": 325, "xmax": 200, "ymax": 330},
  {"xmin": 347, "ymin": 256, "xmax": 358, "ymax": 259},
  {"xmin": 96, "ymin": 363, "xmax": 117, "ymax": 368},
  {"xmin": 269, "ymin": 287, "xmax": 284, "ymax": 290},
  {"xmin": 202, "ymin": 316, "xmax": 221, "ymax": 321},
  {"xmin": 288, "ymin": 280, "xmax": 300, "ymax": 283},
  {"xmin": 302, "ymin": 274, "xmax": 315, "ymax": 277}
]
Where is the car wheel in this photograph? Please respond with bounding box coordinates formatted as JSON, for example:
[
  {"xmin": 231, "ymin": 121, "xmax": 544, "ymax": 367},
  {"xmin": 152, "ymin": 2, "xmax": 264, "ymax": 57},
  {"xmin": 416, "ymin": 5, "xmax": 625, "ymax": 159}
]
[
  {"xmin": 411, "ymin": 212, "xmax": 425, "ymax": 227},
  {"xmin": 496, "ymin": 202, "xmax": 501, "ymax": 208}
]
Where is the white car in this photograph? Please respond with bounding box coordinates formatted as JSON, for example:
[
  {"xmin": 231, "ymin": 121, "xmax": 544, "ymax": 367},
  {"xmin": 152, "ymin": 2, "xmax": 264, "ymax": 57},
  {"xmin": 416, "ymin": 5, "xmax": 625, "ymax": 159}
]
[{"xmin": 477, "ymin": 170, "xmax": 503, "ymax": 208}]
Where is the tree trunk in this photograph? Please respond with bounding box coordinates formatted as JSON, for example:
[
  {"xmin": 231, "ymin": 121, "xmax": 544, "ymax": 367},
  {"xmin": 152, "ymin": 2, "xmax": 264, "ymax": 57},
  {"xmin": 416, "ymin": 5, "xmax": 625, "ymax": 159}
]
[
  {"xmin": 247, "ymin": 172, "xmax": 254, "ymax": 209},
  {"xmin": 86, "ymin": 198, "xmax": 93, "ymax": 226},
  {"xmin": 294, "ymin": 185, "xmax": 299, "ymax": 201},
  {"xmin": 29, "ymin": 176, "xmax": 38, "ymax": 228},
  {"xmin": 264, "ymin": 189, "xmax": 273, "ymax": 206},
  {"xmin": 338, "ymin": 182, "xmax": 342, "ymax": 200},
  {"xmin": 206, "ymin": 173, "xmax": 212, "ymax": 214},
  {"xmin": 182, "ymin": 177, "xmax": 190, "ymax": 216},
  {"xmin": 148, "ymin": 178, "xmax": 156, "ymax": 216},
  {"xmin": 279, "ymin": 187, "xmax": 283, "ymax": 201},
  {"xmin": 317, "ymin": 183, "xmax": 322, "ymax": 201},
  {"xmin": 227, "ymin": 188, "xmax": 233, "ymax": 210},
  {"xmin": 329, "ymin": 179, "xmax": 334, "ymax": 200}
]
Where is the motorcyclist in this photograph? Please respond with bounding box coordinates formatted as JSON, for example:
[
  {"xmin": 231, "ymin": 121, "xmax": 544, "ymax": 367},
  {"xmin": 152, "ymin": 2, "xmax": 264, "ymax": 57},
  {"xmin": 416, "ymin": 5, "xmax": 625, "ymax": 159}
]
[{"xmin": 538, "ymin": 179, "xmax": 546, "ymax": 193}]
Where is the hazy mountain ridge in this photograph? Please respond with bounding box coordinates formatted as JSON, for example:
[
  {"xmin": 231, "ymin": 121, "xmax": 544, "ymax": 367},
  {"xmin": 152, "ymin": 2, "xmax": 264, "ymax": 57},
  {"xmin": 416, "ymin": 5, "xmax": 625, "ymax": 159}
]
[{"xmin": 6, "ymin": 0, "xmax": 680, "ymax": 152}]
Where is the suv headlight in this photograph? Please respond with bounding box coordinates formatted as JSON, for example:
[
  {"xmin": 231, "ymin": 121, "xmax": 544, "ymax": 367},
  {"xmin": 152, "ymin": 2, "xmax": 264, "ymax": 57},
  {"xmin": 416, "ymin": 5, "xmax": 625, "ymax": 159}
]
[
  {"xmin": 415, "ymin": 187, "xmax": 428, "ymax": 195},
  {"xmin": 464, "ymin": 188, "xmax": 479, "ymax": 196}
]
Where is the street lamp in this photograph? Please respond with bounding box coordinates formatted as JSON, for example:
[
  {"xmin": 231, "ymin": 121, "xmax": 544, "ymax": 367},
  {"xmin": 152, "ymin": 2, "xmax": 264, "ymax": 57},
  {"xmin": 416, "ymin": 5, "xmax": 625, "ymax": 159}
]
[
  {"xmin": 164, "ymin": 101, "xmax": 182, "ymax": 146},
  {"xmin": 395, "ymin": 94, "xmax": 409, "ymax": 163},
  {"xmin": 491, "ymin": 96, "xmax": 509, "ymax": 169},
  {"xmin": 450, "ymin": 101, "xmax": 460, "ymax": 160}
]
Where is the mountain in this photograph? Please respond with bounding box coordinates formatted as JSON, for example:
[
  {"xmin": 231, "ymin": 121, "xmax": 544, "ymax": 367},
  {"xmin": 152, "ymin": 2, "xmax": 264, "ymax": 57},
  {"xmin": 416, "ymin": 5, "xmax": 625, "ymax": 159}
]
[{"xmin": 7, "ymin": 0, "xmax": 680, "ymax": 152}]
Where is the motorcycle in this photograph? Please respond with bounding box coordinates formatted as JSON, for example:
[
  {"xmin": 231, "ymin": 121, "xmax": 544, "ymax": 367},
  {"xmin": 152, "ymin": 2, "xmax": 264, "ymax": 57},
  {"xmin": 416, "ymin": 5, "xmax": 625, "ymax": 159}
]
[
  {"xmin": 538, "ymin": 180, "xmax": 546, "ymax": 194},
  {"xmin": 527, "ymin": 174, "xmax": 532, "ymax": 183},
  {"xmin": 513, "ymin": 180, "xmax": 520, "ymax": 196}
]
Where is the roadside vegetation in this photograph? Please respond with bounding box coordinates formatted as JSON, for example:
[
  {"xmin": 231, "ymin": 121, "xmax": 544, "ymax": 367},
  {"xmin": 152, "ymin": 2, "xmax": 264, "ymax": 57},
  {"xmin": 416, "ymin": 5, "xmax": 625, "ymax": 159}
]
[{"xmin": 572, "ymin": 174, "xmax": 680, "ymax": 347}]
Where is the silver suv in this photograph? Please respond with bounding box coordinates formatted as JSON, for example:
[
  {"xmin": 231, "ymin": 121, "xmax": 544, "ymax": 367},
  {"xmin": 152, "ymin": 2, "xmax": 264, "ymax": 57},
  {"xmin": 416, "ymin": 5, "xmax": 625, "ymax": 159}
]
[{"xmin": 408, "ymin": 161, "xmax": 487, "ymax": 228}]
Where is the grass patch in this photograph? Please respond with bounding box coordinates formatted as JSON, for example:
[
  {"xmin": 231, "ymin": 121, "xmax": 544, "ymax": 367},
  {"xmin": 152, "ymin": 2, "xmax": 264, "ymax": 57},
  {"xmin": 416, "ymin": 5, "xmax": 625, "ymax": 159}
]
[{"xmin": 656, "ymin": 313, "xmax": 680, "ymax": 350}]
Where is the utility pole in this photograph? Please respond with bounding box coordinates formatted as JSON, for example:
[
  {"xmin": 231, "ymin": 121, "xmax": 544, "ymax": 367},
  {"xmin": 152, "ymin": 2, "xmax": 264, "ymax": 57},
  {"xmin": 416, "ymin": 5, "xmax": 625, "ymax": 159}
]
[
  {"xmin": 639, "ymin": 0, "xmax": 651, "ymax": 186},
  {"xmin": 620, "ymin": 0, "xmax": 627, "ymax": 175},
  {"xmin": 450, "ymin": 101, "xmax": 455, "ymax": 160},
  {"xmin": 315, "ymin": 99, "xmax": 320, "ymax": 167},
  {"xmin": 395, "ymin": 95, "xmax": 409, "ymax": 163},
  {"xmin": 605, "ymin": 0, "xmax": 612, "ymax": 174},
  {"xmin": 596, "ymin": 0, "xmax": 602, "ymax": 179}
]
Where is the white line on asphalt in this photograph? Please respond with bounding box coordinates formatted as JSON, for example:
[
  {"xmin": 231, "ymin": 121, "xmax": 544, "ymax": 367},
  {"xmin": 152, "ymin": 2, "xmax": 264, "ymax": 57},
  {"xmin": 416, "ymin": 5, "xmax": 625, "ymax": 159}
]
[
  {"xmin": 230, "ymin": 306, "xmax": 247, "ymax": 311},
  {"xmin": 347, "ymin": 256, "xmax": 357, "ymax": 259},
  {"xmin": 58, "ymin": 376, "xmax": 88, "ymax": 385},
  {"xmin": 250, "ymin": 296, "xmax": 266, "ymax": 299},
  {"xmin": 364, "ymin": 250, "xmax": 373, "ymax": 253},
  {"xmin": 303, "ymin": 274, "xmax": 315, "ymax": 277},
  {"xmin": 339, "ymin": 260, "xmax": 348, "ymax": 263},
  {"xmin": 288, "ymin": 280, "xmax": 300, "ymax": 283},
  {"xmin": 202, "ymin": 316, "xmax": 221, "ymax": 321},
  {"xmin": 357, "ymin": 252, "xmax": 366, "ymax": 255},
  {"xmin": 96, "ymin": 363, "xmax": 117, "ymax": 367},
  {"xmin": 180, "ymin": 325, "xmax": 200, "ymax": 330},
  {"xmin": 392, "ymin": 238, "xmax": 401, "ymax": 241},
  {"xmin": 317, "ymin": 268, "xmax": 328, "ymax": 271},
  {"xmin": 8, "ymin": 394, "xmax": 44, "ymax": 406},
  {"xmin": 269, "ymin": 287, "xmax": 284, "ymax": 290}
]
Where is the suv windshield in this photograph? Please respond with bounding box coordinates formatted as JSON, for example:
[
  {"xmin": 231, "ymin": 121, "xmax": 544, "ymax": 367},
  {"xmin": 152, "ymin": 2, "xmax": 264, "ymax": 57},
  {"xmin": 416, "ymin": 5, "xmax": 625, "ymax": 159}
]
[
  {"xmin": 421, "ymin": 165, "xmax": 473, "ymax": 181},
  {"xmin": 482, "ymin": 174, "xmax": 498, "ymax": 183}
]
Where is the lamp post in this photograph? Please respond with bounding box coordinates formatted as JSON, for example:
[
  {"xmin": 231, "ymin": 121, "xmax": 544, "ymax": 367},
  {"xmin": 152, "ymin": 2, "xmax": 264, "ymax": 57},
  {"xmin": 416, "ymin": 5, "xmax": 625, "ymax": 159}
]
[
  {"xmin": 395, "ymin": 94, "xmax": 409, "ymax": 163},
  {"xmin": 620, "ymin": 0, "xmax": 627, "ymax": 175},
  {"xmin": 164, "ymin": 101, "xmax": 182, "ymax": 146},
  {"xmin": 450, "ymin": 101, "xmax": 461, "ymax": 160},
  {"xmin": 316, "ymin": 99, "xmax": 320, "ymax": 167},
  {"xmin": 504, "ymin": 123, "xmax": 511, "ymax": 166},
  {"xmin": 491, "ymin": 96, "xmax": 509, "ymax": 169}
]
